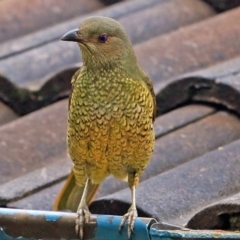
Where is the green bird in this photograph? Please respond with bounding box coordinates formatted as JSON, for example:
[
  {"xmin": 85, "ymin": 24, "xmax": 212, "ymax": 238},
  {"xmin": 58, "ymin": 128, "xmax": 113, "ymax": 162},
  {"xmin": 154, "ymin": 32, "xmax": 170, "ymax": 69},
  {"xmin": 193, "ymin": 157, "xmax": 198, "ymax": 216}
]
[{"xmin": 56, "ymin": 16, "xmax": 156, "ymax": 239}]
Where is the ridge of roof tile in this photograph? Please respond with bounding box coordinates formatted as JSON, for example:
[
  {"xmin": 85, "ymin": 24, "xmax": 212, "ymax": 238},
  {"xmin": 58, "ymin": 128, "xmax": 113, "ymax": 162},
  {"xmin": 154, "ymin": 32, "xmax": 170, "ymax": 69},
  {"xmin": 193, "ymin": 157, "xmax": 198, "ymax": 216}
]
[
  {"xmin": 155, "ymin": 56, "xmax": 240, "ymax": 114},
  {"xmin": 187, "ymin": 192, "xmax": 240, "ymax": 230}
]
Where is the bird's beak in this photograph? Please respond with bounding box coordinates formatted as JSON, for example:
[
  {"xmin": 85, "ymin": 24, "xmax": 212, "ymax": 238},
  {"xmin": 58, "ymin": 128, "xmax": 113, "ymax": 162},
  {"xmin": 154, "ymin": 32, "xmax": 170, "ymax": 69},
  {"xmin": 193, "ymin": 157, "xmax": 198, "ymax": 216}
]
[{"xmin": 60, "ymin": 29, "xmax": 83, "ymax": 42}]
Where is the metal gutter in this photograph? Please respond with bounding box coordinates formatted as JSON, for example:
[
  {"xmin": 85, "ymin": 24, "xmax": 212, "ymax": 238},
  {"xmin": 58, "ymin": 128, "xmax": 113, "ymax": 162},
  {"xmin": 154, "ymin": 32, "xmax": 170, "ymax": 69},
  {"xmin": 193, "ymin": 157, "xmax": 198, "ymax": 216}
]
[{"xmin": 1, "ymin": 208, "xmax": 240, "ymax": 239}]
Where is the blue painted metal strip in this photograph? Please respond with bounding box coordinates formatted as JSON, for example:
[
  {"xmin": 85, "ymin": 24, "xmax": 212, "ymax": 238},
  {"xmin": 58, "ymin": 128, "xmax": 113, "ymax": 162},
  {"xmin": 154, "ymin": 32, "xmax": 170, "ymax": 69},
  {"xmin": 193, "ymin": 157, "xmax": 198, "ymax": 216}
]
[
  {"xmin": 95, "ymin": 215, "xmax": 153, "ymax": 240},
  {"xmin": 150, "ymin": 227, "xmax": 240, "ymax": 239},
  {"xmin": 0, "ymin": 208, "xmax": 154, "ymax": 240},
  {"xmin": 1, "ymin": 208, "xmax": 240, "ymax": 239},
  {"xmin": 0, "ymin": 228, "xmax": 29, "ymax": 240}
]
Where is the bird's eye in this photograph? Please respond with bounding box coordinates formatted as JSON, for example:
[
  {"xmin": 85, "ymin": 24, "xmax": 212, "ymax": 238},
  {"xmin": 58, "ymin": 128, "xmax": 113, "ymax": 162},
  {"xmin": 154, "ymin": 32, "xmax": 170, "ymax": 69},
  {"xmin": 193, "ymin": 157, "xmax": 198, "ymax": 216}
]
[{"xmin": 98, "ymin": 33, "xmax": 108, "ymax": 43}]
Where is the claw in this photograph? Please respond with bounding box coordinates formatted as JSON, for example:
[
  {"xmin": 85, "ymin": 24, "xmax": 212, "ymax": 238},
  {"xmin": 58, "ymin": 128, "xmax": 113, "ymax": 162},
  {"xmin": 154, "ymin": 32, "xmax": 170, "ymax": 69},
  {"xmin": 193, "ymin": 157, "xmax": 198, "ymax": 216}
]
[
  {"xmin": 119, "ymin": 207, "xmax": 138, "ymax": 239},
  {"xmin": 76, "ymin": 204, "xmax": 91, "ymax": 239}
]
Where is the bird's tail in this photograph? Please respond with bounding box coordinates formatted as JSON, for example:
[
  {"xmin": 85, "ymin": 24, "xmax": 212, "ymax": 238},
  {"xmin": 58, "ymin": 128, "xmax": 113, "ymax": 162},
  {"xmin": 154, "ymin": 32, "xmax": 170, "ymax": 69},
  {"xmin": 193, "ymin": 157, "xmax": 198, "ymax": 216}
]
[{"xmin": 53, "ymin": 169, "xmax": 100, "ymax": 212}]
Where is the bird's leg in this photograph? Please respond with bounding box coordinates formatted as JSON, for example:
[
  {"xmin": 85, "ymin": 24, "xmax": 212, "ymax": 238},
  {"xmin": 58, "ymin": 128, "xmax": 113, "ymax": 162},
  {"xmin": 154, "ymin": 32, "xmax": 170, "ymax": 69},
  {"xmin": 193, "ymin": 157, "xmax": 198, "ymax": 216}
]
[
  {"xmin": 76, "ymin": 178, "xmax": 91, "ymax": 239},
  {"xmin": 119, "ymin": 173, "xmax": 139, "ymax": 239}
]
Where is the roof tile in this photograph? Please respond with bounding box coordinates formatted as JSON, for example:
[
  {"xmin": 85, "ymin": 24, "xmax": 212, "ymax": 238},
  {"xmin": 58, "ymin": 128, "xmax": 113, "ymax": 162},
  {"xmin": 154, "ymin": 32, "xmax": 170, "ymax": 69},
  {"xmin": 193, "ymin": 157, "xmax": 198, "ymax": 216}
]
[
  {"xmin": 0, "ymin": 102, "xmax": 18, "ymax": 126},
  {"xmin": 187, "ymin": 192, "xmax": 240, "ymax": 230},
  {"xmin": 0, "ymin": 100, "xmax": 68, "ymax": 184},
  {"xmin": 0, "ymin": 0, "xmax": 104, "ymax": 43}
]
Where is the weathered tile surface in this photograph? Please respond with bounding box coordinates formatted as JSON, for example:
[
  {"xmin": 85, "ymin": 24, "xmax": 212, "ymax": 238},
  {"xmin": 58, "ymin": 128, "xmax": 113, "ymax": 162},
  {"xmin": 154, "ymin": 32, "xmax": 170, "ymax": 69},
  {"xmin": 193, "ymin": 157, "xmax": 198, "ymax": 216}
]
[
  {"xmin": 0, "ymin": 102, "xmax": 19, "ymax": 126},
  {"xmin": 0, "ymin": 0, "xmax": 104, "ymax": 43},
  {"xmin": 136, "ymin": 7, "xmax": 240, "ymax": 85},
  {"xmin": 0, "ymin": 0, "xmax": 214, "ymax": 87},
  {"xmin": 187, "ymin": 192, "xmax": 240, "ymax": 230},
  {"xmin": 0, "ymin": 100, "xmax": 68, "ymax": 185},
  {"xmin": 155, "ymin": 56, "xmax": 240, "ymax": 114},
  {"xmin": 0, "ymin": 0, "xmax": 162, "ymax": 60}
]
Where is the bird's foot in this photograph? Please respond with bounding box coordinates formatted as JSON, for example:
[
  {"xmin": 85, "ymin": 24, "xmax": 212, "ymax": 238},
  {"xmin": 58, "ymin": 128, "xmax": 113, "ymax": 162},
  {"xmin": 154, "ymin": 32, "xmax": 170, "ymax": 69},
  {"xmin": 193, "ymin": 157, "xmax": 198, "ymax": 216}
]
[
  {"xmin": 76, "ymin": 204, "xmax": 91, "ymax": 239},
  {"xmin": 119, "ymin": 206, "xmax": 138, "ymax": 239}
]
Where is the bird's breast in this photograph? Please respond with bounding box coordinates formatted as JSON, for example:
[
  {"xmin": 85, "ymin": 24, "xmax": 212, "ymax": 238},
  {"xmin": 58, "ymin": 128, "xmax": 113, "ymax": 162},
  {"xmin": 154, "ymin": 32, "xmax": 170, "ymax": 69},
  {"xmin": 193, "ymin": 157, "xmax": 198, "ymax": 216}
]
[{"xmin": 67, "ymin": 71, "xmax": 154, "ymax": 182}]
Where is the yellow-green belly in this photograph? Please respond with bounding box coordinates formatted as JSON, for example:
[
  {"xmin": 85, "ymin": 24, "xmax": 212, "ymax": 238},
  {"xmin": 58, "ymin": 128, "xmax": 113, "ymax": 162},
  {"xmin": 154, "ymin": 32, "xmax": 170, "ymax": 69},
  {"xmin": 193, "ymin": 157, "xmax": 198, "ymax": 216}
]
[{"xmin": 68, "ymin": 72, "xmax": 154, "ymax": 186}]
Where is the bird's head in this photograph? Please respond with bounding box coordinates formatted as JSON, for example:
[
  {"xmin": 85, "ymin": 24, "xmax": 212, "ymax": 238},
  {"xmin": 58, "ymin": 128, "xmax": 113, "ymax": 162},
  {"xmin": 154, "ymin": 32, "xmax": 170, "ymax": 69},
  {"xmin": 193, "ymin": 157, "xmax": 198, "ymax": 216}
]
[{"xmin": 61, "ymin": 16, "xmax": 137, "ymax": 70}]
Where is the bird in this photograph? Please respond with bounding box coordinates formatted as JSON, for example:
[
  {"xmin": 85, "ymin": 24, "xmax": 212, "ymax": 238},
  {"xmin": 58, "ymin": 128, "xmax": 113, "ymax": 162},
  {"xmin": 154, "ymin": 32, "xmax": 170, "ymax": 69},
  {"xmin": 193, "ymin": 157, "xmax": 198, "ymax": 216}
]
[{"xmin": 54, "ymin": 16, "xmax": 156, "ymax": 239}]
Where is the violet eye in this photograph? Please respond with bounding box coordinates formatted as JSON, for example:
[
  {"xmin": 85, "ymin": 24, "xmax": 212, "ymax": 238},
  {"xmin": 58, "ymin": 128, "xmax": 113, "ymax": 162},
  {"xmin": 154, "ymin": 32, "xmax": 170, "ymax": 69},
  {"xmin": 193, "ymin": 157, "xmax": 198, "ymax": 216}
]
[{"xmin": 98, "ymin": 33, "xmax": 108, "ymax": 43}]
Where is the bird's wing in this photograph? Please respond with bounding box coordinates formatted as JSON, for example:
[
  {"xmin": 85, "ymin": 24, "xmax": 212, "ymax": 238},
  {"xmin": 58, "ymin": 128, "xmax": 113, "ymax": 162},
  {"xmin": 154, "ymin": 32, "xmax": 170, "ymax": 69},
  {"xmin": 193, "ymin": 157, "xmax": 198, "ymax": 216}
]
[
  {"xmin": 54, "ymin": 68, "xmax": 100, "ymax": 211},
  {"xmin": 142, "ymin": 74, "xmax": 156, "ymax": 122},
  {"xmin": 68, "ymin": 68, "xmax": 81, "ymax": 110}
]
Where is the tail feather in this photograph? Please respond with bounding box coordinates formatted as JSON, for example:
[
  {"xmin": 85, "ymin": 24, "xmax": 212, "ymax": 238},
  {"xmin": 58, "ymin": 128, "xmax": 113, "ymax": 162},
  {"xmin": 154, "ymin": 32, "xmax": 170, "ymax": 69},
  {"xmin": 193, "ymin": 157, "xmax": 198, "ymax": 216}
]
[{"xmin": 54, "ymin": 169, "xmax": 99, "ymax": 212}]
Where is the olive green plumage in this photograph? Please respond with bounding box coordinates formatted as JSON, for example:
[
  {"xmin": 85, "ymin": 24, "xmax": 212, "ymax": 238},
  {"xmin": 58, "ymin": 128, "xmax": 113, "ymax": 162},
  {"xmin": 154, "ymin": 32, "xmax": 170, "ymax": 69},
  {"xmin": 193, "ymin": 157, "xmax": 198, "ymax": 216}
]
[
  {"xmin": 69, "ymin": 63, "xmax": 155, "ymax": 186},
  {"xmin": 55, "ymin": 16, "xmax": 156, "ymax": 239}
]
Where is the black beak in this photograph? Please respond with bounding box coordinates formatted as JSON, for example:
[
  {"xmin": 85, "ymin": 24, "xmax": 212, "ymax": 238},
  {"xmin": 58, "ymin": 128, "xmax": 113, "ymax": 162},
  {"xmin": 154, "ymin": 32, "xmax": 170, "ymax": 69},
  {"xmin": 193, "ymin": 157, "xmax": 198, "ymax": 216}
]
[{"xmin": 60, "ymin": 29, "xmax": 83, "ymax": 42}]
